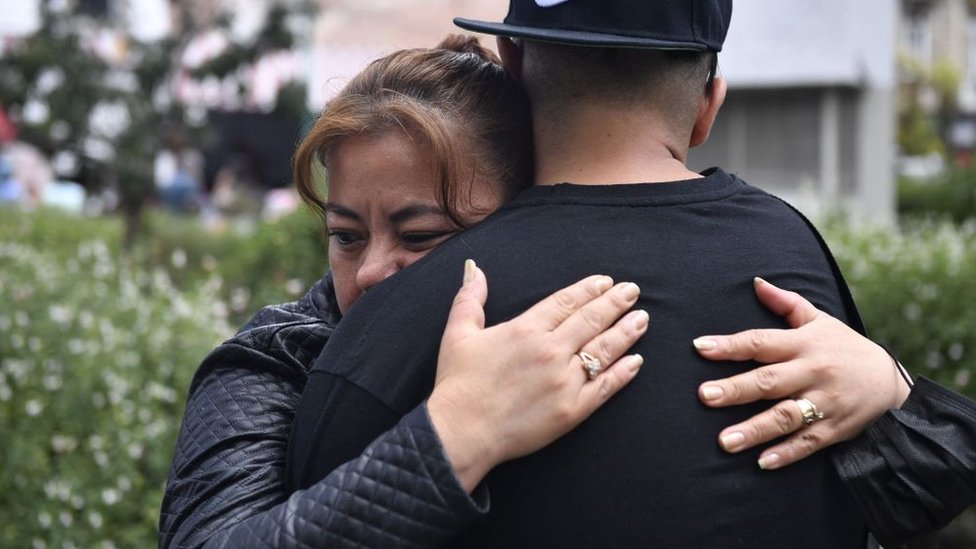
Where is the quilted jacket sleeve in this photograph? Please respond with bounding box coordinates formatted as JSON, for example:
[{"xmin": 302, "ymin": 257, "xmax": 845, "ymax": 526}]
[
  {"xmin": 159, "ymin": 275, "xmax": 486, "ymax": 548},
  {"xmin": 832, "ymin": 376, "xmax": 976, "ymax": 547}
]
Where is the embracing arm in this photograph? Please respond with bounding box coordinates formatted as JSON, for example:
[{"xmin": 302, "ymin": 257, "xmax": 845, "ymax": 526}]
[
  {"xmin": 693, "ymin": 278, "xmax": 976, "ymax": 545},
  {"xmin": 159, "ymin": 278, "xmax": 487, "ymax": 549},
  {"xmin": 161, "ymin": 264, "xmax": 647, "ymax": 548}
]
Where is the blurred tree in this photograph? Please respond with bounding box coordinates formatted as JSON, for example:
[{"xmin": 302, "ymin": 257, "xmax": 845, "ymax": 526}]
[{"xmin": 0, "ymin": 0, "xmax": 313, "ymax": 248}]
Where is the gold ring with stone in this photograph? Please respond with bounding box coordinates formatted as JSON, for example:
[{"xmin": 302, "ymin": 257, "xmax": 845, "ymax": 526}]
[{"xmin": 578, "ymin": 351, "xmax": 602, "ymax": 380}]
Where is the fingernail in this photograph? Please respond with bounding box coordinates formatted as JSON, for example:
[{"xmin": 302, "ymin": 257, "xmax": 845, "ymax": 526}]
[
  {"xmin": 701, "ymin": 385, "xmax": 723, "ymax": 401},
  {"xmin": 720, "ymin": 431, "xmax": 745, "ymax": 452},
  {"xmin": 595, "ymin": 276, "xmax": 614, "ymax": 292},
  {"xmin": 758, "ymin": 453, "xmax": 781, "ymax": 470},
  {"xmin": 631, "ymin": 310, "xmax": 650, "ymax": 330},
  {"xmin": 693, "ymin": 337, "xmax": 717, "ymax": 351},
  {"xmin": 618, "ymin": 282, "xmax": 640, "ymax": 300},
  {"xmin": 627, "ymin": 354, "xmax": 644, "ymax": 372},
  {"xmin": 463, "ymin": 259, "xmax": 476, "ymax": 284},
  {"xmin": 754, "ymin": 276, "xmax": 768, "ymax": 287}
]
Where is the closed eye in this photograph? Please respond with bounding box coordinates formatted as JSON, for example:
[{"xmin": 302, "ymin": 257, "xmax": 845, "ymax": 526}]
[{"xmin": 400, "ymin": 231, "xmax": 457, "ymax": 251}]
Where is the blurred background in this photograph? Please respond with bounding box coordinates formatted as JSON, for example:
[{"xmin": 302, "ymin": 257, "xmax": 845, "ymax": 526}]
[{"xmin": 0, "ymin": 0, "xmax": 974, "ymax": 547}]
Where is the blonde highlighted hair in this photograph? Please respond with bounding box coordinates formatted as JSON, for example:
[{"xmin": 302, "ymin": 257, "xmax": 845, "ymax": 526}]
[{"xmin": 294, "ymin": 35, "xmax": 534, "ymax": 227}]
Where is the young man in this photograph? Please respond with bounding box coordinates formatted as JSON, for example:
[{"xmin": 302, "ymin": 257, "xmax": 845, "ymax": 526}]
[{"xmin": 289, "ymin": 1, "xmax": 872, "ymax": 547}]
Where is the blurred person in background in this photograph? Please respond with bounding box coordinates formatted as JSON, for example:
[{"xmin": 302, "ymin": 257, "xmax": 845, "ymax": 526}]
[
  {"xmin": 0, "ymin": 156, "xmax": 22, "ymax": 204},
  {"xmin": 155, "ymin": 129, "xmax": 206, "ymax": 214}
]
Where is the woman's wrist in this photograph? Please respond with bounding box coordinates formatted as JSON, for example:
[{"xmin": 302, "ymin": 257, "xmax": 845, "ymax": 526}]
[{"xmin": 427, "ymin": 393, "xmax": 498, "ymax": 494}]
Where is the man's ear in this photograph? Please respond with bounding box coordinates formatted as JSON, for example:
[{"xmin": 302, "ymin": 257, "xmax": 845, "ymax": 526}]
[
  {"xmin": 496, "ymin": 36, "xmax": 524, "ymax": 81},
  {"xmin": 690, "ymin": 76, "xmax": 727, "ymax": 148}
]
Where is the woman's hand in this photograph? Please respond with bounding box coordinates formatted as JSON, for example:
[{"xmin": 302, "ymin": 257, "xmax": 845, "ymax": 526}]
[
  {"xmin": 693, "ymin": 278, "xmax": 912, "ymax": 470},
  {"xmin": 428, "ymin": 260, "xmax": 648, "ymax": 492}
]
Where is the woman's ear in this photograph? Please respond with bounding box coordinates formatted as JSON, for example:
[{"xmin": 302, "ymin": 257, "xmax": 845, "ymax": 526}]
[
  {"xmin": 496, "ymin": 37, "xmax": 524, "ymax": 81},
  {"xmin": 690, "ymin": 76, "xmax": 727, "ymax": 148}
]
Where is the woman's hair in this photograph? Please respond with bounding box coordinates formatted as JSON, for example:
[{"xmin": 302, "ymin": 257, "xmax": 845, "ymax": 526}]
[{"xmin": 294, "ymin": 35, "xmax": 534, "ymax": 227}]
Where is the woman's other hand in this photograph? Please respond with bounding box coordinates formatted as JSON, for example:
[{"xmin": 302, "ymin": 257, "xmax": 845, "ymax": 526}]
[
  {"xmin": 693, "ymin": 277, "xmax": 912, "ymax": 470},
  {"xmin": 428, "ymin": 260, "xmax": 648, "ymax": 492}
]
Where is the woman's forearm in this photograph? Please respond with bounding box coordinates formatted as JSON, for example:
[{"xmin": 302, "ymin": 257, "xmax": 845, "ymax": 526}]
[
  {"xmin": 204, "ymin": 404, "xmax": 485, "ymax": 549},
  {"xmin": 831, "ymin": 376, "xmax": 976, "ymax": 546}
]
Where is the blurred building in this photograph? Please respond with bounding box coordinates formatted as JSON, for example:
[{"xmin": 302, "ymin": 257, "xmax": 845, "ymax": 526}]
[
  {"xmin": 899, "ymin": 0, "xmax": 976, "ymax": 161},
  {"xmin": 689, "ymin": 0, "xmax": 898, "ymax": 221}
]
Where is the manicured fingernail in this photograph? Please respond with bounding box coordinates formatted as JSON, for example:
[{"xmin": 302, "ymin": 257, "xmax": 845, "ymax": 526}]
[
  {"xmin": 720, "ymin": 431, "xmax": 745, "ymax": 451},
  {"xmin": 631, "ymin": 310, "xmax": 650, "ymax": 330},
  {"xmin": 595, "ymin": 276, "xmax": 614, "ymax": 292},
  {"xmin": 701, "ymin": 385, "xmax": 723, "ymax": 401},
  {"xmin": 754, "ymin": 276, "xmax": 768, "ymax": 287},
  {"xmin": 758, "ymin": 453, "xmax": 781, "ymax": 470},
  {"xmin": 618, "ymin": 282, "xmax": 640, "ymax": 300},
  {"xmin": 627, "ymin": 354, "xmax": 644, "ymax": 372},
  {"xmin": 463, "ymin": 259, "xmax": 476, "ymax": 284},
  {"xmin": 693, "ymin": 337, "xmax": 717, "ymax": 351}
]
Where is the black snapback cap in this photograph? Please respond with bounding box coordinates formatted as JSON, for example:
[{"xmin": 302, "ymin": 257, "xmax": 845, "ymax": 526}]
[{"xmin": 455, "ymin": 0, "xmax": 732, "ymax": 52}]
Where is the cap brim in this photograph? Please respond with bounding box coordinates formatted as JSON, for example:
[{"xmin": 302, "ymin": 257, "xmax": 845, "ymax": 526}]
[{"xmin": 454, "ymin": 17, "xmax": 709, "ymax": 51}]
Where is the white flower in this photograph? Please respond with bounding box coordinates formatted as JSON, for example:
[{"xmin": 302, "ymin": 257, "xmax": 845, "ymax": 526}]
[
  {"xmin": 948, "ymin": 343, "xmax": 965, "ymax": 362},
  {"xmin": 25, "ymin": 399, "xmax": 43, "ymax": 416},
  {"xmin": 955, "ymin": 369, "xmax": 971, "ymax": 389},
  {"xmin": 42, "ymin": 374, "xmax": 63, "ymax": 391},
  {"xmin": 171, "ymin": 248, "xmax": 187, "ymax": 269},
  {"xmin": 88, "ymin": 511, "xmax": 104, "ymax": 529},
  {"xmin": 286, "ymin": 278, "xmax": 303, "ymax": 296},
  {"xmin": 127, "ymin": 443, "xmax": 144, "ymax": 460},
  {"xmin": 37, "ymin": 511, "xmax": 52, "ymax": 529},
  {"xmin": 88, "ymin": 100, "xmax": 131, "ymax": 140},
  {"xmin": 67, "ymin": 339, "xmax": 85, "ymax": 355},
  {"xmin": 101, "ymin": 488, "xmax": 120, "ymax": 506},
  {"xmin": 51, "ymin": 435, "xmax": 78, "ymax": 454},
  {"xmin": 48, "ymin": 305, "xmax": 73, "ymax": 325}
]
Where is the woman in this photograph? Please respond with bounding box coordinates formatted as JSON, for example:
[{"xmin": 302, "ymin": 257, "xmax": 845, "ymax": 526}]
[{"xmin": 160, "ymin": 36, "xmax": 647, "ymax": 548}]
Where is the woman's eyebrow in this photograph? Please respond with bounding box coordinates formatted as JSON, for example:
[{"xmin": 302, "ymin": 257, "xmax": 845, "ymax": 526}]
[
  {"xmin": 324, "ymin": 203, "xmax": 360, "ymax": 221},
  {"xmin": 389, "ymin": 204, "xmax": 447, "ymax": 225}
]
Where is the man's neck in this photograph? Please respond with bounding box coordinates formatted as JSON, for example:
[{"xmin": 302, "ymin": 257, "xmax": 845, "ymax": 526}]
[{"xmin": 532, "ymin": 107, "xmax": 701, "ymax": 186}]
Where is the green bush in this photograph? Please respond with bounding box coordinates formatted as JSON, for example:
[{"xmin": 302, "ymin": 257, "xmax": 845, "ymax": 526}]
[
  {"xmin": 0, "ymin": 223, "xmax": 231, "ymax": 547},
  {"xmin": 898, "ymin": 165, "xmax": 976, "ymax": 223},
  {"xmin": 134, "ymin": 209, "xmax": 329, "ymax": 325},
  {"xmin": 823, "ymin": 219, "xmax": 976, "ymax": 399}
]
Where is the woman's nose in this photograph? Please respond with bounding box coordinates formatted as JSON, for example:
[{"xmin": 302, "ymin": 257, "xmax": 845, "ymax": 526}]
[{"xmin": 355, "ymin": 245, "xmax": 400, "ymax": 293}]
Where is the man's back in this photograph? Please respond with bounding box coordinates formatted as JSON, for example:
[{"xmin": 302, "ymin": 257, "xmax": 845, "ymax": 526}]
[{"xmin": 290, "ymin": 170, "xmax": 868, "ymax": 548}]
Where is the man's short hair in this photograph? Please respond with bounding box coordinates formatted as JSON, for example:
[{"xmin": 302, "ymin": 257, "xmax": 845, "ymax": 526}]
[{"xmin": 521, "ymin": 40, "xmax": 716, "ymax": 131}]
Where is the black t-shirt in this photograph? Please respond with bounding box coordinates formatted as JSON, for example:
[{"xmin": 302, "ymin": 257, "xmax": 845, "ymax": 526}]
[{"xmin": 288, "ymin": 169, "xmax": 868, "ymax": 548}]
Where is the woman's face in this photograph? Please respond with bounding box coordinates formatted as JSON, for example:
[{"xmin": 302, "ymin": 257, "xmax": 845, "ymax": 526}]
[{"xmin": 325, "ymin": 131, "xmax": 504, "ymax": 313}]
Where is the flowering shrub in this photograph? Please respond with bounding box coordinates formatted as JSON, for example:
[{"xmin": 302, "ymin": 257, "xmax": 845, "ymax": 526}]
[
  {"xmin": 824, "ymin": 218, "xmax": 976, "ymax": 399},
  {"xmin": 0, "ymin": 217, "xmax": 232, "ymax": 547},
  {"xmin": 0, "ymin": 207, "xmax": 973, "ymax": 546}
]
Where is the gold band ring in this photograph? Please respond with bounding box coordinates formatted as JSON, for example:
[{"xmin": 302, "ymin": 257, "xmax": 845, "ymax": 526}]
[{"xmin": 795, "ymin": 398, "xmax": 825, "ymax": 425}]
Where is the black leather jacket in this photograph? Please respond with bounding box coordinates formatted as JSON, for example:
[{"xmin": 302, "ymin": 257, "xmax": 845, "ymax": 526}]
[
  {"xmin": 160, "ymin": 273, "xmax": 976, "ymax": 548},
  {"xmin": 159, "ymin": 274, "xmax": 485, "ymax": 548}
]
